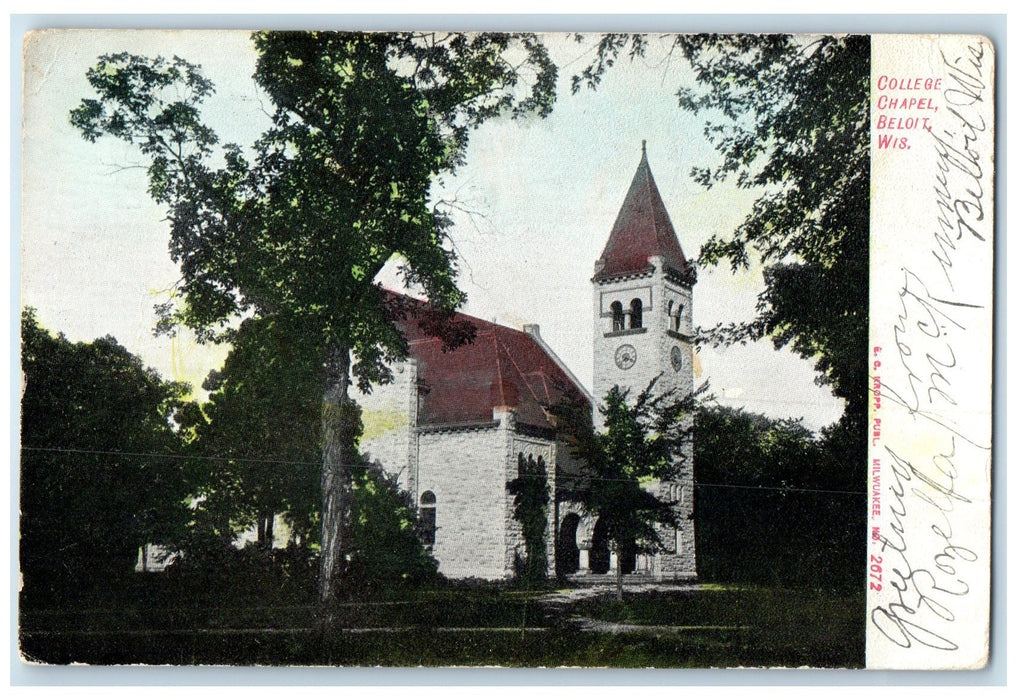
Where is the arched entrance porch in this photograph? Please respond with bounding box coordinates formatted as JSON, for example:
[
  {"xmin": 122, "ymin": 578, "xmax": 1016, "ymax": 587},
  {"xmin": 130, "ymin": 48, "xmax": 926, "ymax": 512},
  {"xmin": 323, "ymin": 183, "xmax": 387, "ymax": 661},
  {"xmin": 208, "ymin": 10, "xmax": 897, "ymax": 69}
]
[
  {"xmin": 556, "ymin": 513, "xmax": 581, "ymax": 576},
  {"xmin": 590, "ymin": 518, "xmax": 611, "ymax": 574},
  {"xmin": 589, "ymin": 519, "xmax": 637, "ymax": 575}
]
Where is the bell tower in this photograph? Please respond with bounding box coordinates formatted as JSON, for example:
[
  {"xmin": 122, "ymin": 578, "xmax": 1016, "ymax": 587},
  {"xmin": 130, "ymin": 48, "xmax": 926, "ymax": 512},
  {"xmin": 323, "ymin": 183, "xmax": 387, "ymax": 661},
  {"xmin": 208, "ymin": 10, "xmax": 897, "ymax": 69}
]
[{"xmin": 591, "ymin": 142, "xmax": 697, "ymax": 579}]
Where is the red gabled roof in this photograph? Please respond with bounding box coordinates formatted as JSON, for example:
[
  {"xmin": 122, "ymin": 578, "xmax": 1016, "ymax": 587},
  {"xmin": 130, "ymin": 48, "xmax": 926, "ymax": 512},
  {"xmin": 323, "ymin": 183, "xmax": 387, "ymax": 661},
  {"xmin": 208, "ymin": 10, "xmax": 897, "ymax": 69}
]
[
  {"xmin": 396, "ymin": 302, "xmax": 589, "ymax": 430},
  {"xmin": 594, "ymin": 144, "xmax": 690, "ymax": 281}
]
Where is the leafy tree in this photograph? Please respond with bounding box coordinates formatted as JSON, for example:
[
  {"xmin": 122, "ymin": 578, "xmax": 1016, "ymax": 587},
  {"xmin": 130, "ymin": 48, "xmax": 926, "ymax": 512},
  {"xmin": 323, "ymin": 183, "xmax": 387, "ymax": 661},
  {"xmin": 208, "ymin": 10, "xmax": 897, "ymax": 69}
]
[
  {"xmin": 507, "ymin": 453, "xmax": 550, "ymax": 586},
  {"xmin": 694, "ymin": 404, "xmax": 865, "ymax": 589},
  {"xmin": 552, "ymin": 379, "xmax": 699, "ymax": 600},
  {"xmin": 19, "ymin": 309, "xmax": 195, "ymax": 602},
  {"xmin": 70, "ymin": 31, "xmax": 557, "ymax": 606},
  {"xmin": 576, "ymin": 33, "xmax": 870, "ymax": 449},
  {"xmin": 189, "ymin": 317, "xmax": 321, "ymax": 552},
  {"xmin": 346, "ymin": 461, "xmax": 440, "ymax": 597},
  {"xmin": 168, "ymin": 452, "xmax": 437, "ymax": 606}
]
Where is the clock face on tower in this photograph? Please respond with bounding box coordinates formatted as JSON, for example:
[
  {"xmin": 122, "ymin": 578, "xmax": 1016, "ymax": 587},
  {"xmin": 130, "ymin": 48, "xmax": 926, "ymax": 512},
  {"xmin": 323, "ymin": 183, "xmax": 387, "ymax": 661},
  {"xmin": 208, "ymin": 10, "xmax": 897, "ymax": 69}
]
[
  {"xmin": 670, "ymin": 345, "xmax": 683, "ymax": 372},
  {"xmin": 615, "ymin": 344, "xmax": 637, "ymax": 370}
]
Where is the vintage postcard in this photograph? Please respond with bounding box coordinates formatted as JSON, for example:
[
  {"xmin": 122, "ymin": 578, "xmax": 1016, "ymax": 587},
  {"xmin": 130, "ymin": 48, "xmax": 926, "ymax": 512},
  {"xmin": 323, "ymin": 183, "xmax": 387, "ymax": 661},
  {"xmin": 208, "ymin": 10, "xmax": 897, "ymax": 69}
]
[{"xmin": 17, "ymin": 29, "xmax": 994, "ymax": 671}]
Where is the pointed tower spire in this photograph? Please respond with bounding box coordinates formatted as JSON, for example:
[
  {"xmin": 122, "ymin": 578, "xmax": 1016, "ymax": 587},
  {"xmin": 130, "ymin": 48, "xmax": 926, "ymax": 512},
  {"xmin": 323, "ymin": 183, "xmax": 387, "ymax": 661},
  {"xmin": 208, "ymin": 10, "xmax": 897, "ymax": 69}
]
[{"xmin": 593, "ymin": 144, "xmax": 690, "ymax": 281}]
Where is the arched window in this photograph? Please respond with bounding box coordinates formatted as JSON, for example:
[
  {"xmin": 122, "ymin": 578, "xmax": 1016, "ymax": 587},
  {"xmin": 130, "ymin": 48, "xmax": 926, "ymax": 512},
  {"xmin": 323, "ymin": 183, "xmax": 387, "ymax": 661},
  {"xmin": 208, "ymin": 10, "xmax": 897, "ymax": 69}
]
[
  {"xmin": 420, "ymin": 490, "xmax": 437, "ymax": 547},
  {"xmin": 629, "ymin": 298, "xmax": 643, "ymax": 329},
  {"xmin": 610, "ymin": 301, "xmax": 624, "ymax": 332},
  {"xmin": 676, "ymin": 304, "xmax": 685, "ymax": 332}
]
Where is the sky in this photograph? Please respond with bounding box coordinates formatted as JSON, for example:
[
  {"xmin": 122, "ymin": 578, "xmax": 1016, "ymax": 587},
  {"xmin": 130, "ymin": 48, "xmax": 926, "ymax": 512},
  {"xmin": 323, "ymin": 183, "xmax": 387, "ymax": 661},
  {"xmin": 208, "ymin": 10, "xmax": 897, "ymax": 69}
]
[{"xmin": 20, "ymin": 29, "xmax": 846, "ymax": 431}]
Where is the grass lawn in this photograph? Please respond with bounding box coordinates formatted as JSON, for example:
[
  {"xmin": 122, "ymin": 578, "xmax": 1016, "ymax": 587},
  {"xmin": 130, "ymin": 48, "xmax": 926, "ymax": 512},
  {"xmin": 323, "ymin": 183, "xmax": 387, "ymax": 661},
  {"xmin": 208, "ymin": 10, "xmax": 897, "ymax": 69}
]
[{"xmin": 19, "ymin": 582, "xmax": 864, "ymax": 668}]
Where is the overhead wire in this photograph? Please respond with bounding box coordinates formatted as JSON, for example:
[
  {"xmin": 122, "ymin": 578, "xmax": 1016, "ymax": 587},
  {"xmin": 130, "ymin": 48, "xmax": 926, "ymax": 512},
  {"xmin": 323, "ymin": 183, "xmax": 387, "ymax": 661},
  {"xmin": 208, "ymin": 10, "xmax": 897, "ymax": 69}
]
[{"xmin": 21, "ymin": 445, "xmax": 866, "ymax": 496}]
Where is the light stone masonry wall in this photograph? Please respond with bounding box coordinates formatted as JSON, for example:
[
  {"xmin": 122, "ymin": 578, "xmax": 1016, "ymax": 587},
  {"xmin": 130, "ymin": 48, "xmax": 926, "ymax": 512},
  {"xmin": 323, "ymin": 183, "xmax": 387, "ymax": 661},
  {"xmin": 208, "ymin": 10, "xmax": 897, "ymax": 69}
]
[
  {"xmin": 417, "ymin": 421, "xmax": 512, "ymax": 580},
  {"xmin": 354, "ymin": 359, "xmax": 419, "ymax": 496}
]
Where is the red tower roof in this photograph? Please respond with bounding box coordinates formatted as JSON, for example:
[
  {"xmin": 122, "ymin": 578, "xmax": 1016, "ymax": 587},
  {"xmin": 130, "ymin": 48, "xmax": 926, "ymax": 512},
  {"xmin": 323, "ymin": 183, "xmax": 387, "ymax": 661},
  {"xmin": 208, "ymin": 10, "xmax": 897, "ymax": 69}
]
[{"xmin": 594, "ymin": 143, "xmax": 690, "ymax": 281}]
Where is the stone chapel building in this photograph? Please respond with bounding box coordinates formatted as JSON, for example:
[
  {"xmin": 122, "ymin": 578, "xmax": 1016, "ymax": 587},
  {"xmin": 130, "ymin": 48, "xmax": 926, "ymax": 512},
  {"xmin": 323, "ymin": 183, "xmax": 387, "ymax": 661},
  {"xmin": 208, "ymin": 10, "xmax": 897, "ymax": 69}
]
[{"xmin": 354, "ymin": 144, "xmax": 698, "ymax": 582}]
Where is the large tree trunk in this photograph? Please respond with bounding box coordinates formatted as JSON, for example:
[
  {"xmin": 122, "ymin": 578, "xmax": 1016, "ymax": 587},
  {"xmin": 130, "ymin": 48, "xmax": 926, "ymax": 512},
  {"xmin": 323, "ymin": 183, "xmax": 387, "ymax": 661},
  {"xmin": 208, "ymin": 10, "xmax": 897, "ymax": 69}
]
[{"xmin": 318, "ymin": 343, "xmax": 362, "ymax": 612}]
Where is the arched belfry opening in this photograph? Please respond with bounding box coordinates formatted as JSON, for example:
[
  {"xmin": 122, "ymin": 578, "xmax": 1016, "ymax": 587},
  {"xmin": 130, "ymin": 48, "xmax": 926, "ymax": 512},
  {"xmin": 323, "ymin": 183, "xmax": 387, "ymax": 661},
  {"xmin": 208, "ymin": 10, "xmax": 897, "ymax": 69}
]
[
  {"xmin": 610, "ymin": 301, "xmax": 624, "ymax": 332},
  {"xmin": 629, "ymin": 298, "xmax": 643, "ymax": 329}
]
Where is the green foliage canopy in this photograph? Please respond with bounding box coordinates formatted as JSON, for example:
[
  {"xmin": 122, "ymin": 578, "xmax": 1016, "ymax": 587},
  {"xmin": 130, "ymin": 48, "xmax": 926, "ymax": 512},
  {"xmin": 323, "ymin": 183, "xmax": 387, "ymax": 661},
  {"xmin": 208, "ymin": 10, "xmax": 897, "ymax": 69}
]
[
  {"xmin": 188, "ymin": 317, "xmax": 321, "ymax": 550},
  {"xmin": 694, "ymin": 404, "xmax": 866, "ymax": 588},
  {"xmin": 70, "ymin": 32, "xmax": 556, "ymax": 383},
  {"xmin": 680, "ymin": 34, "xmax": 870, "ymax": 437},
  {"xmin": 20, "ymin": 309, "xmax": 196, "ymax": 600},
  {"xmin": 346, "ymin": 462, "xmax": 441, "ymax": 596}
]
